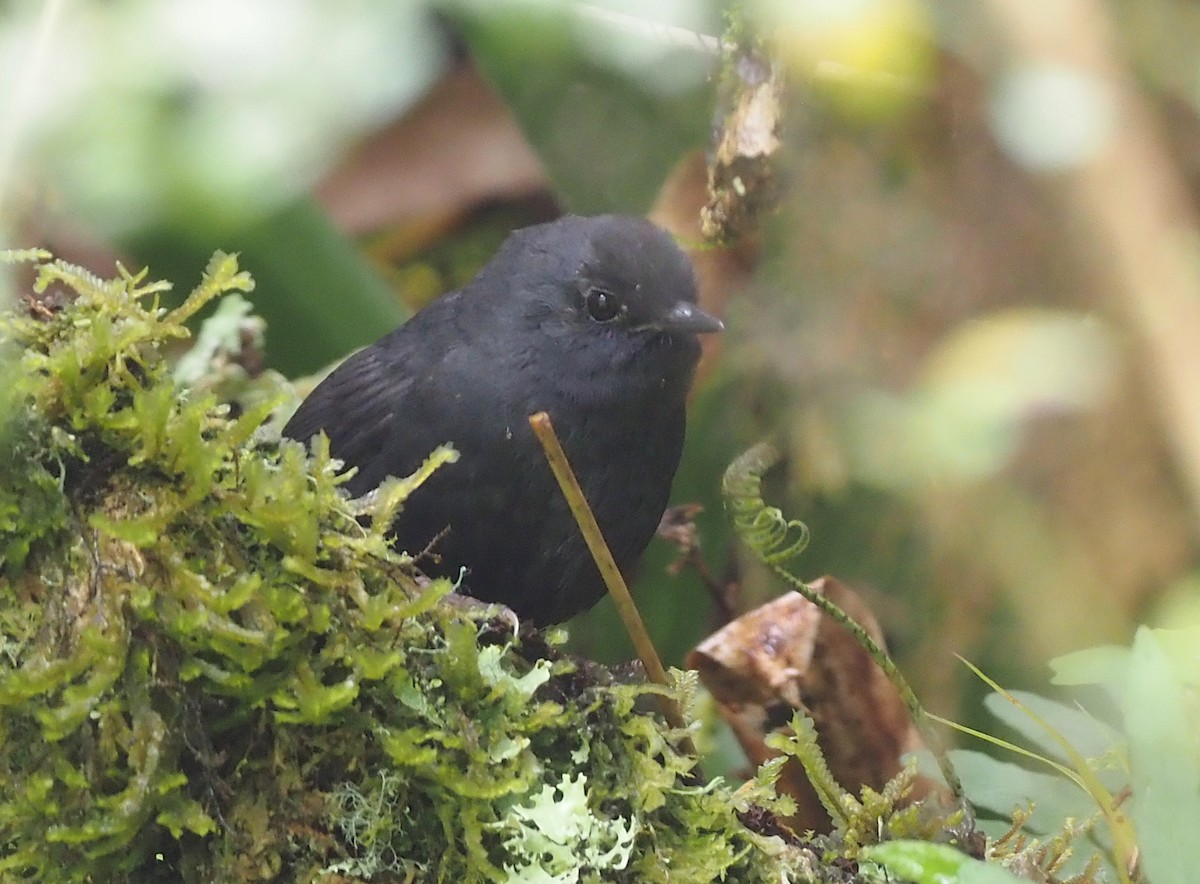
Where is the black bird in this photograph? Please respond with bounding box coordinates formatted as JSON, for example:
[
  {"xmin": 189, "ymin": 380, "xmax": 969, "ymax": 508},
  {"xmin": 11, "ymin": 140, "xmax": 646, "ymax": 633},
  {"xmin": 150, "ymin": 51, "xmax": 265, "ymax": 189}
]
[{"xmin": 282, "ymin": 214, "xmax": 723, "ymax": 624}]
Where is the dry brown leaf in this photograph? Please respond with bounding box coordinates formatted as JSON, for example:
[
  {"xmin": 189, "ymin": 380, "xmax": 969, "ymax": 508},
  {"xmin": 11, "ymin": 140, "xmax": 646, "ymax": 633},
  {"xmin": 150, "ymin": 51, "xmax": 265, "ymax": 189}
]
[
  {"xmin": 688, "ymin": 576, "xmax": 931, "ymax": 832},
  {"xmin": 317, "ymin": 62, "xmax": 547, "ymax": 238}
]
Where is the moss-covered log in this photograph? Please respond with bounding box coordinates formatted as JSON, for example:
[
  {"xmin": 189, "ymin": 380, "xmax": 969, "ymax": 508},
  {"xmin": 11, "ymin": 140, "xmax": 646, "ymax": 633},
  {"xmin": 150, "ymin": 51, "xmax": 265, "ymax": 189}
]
[{"xmin": 0, "ymin": 252, "xmax": 833, "ymax": 882}]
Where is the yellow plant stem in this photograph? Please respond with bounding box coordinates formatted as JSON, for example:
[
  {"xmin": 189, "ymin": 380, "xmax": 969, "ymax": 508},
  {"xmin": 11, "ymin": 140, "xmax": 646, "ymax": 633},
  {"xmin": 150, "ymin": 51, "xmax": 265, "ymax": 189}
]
[
  {"xmin": 528, "ymin": 411, "xmax": 695, "ymax": 755},
  {"xmin": 956, "ymin": 657, "xmax": 1136, "ymax": 884}
]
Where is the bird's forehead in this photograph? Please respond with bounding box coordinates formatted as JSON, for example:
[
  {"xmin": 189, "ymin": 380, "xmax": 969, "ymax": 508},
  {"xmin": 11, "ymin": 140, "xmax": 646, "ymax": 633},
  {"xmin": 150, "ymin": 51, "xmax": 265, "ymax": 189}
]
[{"xmin": 578, "ymin": 218, "xmax": 696, "ymax": 304}]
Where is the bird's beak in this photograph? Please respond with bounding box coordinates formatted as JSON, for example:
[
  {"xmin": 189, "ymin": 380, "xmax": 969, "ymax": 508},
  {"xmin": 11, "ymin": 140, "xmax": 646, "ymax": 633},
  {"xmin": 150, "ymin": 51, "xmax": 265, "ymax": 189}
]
[{"xmin": 653, "ymin": 301, "xmax": 725, "ymax": 335}]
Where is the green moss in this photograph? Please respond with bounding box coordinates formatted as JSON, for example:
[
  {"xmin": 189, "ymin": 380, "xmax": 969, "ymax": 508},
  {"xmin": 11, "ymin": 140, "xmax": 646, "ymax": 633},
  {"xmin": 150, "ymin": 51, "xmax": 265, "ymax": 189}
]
[{"xmin": 0, "ymin": 252, "xmax": 827, "ymax": 881}]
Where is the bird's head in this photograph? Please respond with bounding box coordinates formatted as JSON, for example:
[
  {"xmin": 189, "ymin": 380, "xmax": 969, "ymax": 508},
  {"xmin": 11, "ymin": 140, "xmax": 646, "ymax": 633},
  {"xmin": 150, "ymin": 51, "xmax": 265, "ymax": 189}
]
[{"xmin": 476, "ymin": 215, "xmax": 723, "ymax": 387}]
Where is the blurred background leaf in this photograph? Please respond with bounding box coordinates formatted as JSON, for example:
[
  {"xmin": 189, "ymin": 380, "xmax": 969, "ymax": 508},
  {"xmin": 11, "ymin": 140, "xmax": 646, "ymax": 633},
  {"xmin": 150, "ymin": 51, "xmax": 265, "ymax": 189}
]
[{"xmin": 449, "ymin": 0, "xmax": 718, "ymax": 213}]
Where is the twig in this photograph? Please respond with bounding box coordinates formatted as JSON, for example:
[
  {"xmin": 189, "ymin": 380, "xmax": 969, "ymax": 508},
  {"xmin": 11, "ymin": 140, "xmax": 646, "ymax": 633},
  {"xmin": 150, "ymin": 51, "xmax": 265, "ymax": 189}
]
[{"xmin": 656, "ymin": 504, "xmax": 740, "ymax": 622}]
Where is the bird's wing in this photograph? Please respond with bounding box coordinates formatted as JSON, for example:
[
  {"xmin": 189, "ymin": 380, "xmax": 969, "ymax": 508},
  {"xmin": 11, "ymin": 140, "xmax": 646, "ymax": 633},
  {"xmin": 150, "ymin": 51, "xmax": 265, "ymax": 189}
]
[{"xmin": 282, "ymin": 326, "xmax": 439, "ymax": 497}]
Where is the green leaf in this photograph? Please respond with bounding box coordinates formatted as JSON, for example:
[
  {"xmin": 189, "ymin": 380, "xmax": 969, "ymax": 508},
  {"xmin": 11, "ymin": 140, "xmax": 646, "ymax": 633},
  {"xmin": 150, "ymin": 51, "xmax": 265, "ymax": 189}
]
[
  {"xmin": 1049, "ymin": 644, "xmax": 1133, "ymax": 687},
  {"xmin": 939, "ymin": 749, "xmax": 1102, "ymax": 836},
  {"xmin": 1123, "ymin": 628, "xmax": 1200, "ymax": 884},
  {"xmin": 982, "ymin": 690, "xmax": 1122, "ymax": 767},
  {"xmin": 863, "ymin": 841, "xmax": 1027, "ymax": 884},
  {"xmin": 452, "ymin": 2, "xmax": 715, "ymax": 213},
  {"xmin": 127, "ymin": 198, "xmax": 406, "ymax": 376}
]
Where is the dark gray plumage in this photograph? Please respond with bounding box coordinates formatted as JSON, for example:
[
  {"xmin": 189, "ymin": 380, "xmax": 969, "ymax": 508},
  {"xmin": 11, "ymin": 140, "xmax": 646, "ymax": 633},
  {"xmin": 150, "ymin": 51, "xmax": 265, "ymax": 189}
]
[{"xmin": 283, "ymin": 214, "xmax": 722, "ymax": 624}]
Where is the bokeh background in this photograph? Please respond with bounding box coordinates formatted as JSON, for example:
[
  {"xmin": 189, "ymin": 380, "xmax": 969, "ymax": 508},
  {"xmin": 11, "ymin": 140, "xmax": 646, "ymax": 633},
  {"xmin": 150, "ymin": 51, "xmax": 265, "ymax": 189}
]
[{"xmin": 4, "ymin": 0, "xmax": 1199, "ymax": 741}]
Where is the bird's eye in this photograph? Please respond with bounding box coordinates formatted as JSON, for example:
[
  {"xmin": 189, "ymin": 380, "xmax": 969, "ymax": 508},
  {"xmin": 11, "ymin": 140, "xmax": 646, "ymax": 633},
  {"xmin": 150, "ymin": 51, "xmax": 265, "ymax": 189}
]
[{"xmin": 585, "ymin": 287, "xmax": 623, "ymax": 322}]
